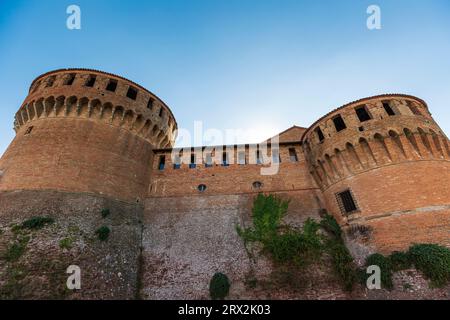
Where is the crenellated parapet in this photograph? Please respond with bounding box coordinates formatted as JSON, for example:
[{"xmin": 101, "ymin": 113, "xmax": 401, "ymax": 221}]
[
  {"xmin": 301, "ymin": 94, "xmax": 450, "ymax": 190},
  {"xmin": 14, "ymin": 69, "xmax": 177, "ymax": 148}
]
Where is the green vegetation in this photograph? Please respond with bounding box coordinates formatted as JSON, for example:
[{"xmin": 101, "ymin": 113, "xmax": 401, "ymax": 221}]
[
  {"xmin": 389, "ymin": 251, "xmax": 412, "ymax": 271},
  {"xmin": 236, "ymin": 194, "xmax": 358, "ymax": 291},
  {"xmin": 95, "ymin": 226, "xmax": 110, "ymax": 241},
  {"xmin": 59, "ymin": 237, "xmax": 74, "ymax": 249},
  {"xmin": 408, "ymin": 244, "xmax": 450, "ymax": 288},
  {"xmin": 20, "ymin": 216, "xmax": 54, "ymax": 230},
  {"xmin": 365, "ymin": 253, "xmax": 393, "ymax": 289},
  {"xmin": 4, "ymin": 236, "xmax": 30, "ymax": 262},
  {"xmin": 209, "ymin": 272, "xmax": 230, "ymax": 300},
  {"xmin": 101, "ymin": 208, "xmax": 110, "ymax": 218}
]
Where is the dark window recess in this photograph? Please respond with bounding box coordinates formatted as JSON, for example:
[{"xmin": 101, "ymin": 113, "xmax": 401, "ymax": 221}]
[
  {"xmin": 106, "ymin": 79, "xmax": 118, "ymax": 92},
  {"xmin": 359, "ymin": 126, "xmax": 364, "ymax": 132},
  {"xmin": 336, "ymin": 189, "xmax": 358, "ymax": 215},
  {"xmin": 315, "ymin": 127, "xmax": 325, "ymax": 142},
  {"xmin": 64, "ymin": 74, "xmax": 76, "ymax": 85},
  {"xmin": 189, "ymin": 154, "xmax": 196, "ymax": 169},
  {"xmin": 173, "ymin": 163, "xmax": 181, "ymax": 169},
  {"xmin": 24, "ymin": 126, "xmax": 33, "ymax": 135},
  {"xmin": 289, "ymin": 148, "xmax": 298, "ymax": 162},
  {"xmin": 158, "ymin": 155, "xmax": 165, "ymax": 170},
  {"xmin": 198, "ymin": 184, "xmax": 207, "ymax": 192},
  {"xmin": 126, "ymin": 87, "xmax": 138, "ymax": 100},
  {"xmin": 159, "ymin": 107, "xmax": 164, "ymax": 117},
  {"xmin": 222, "ymin": 152, "xmax": 229, "ymax": 166},
  {"xmin": 205, "ymin": 153, "xmax": 213, "ymax": 167},
  {"xmin": 85, "ymin": 75, "xmax": 96, "ymax": 87},
  {"xmin": 45, "ymin": 76, "xmax": 56, "ymax": 87},
  {"xmin": 272, "ymin": 150, "xmax": 280, "ymax": 163},
  {"xmin": 252, "ymin": 181, "xmax": 262, "ymax": 189},
  {"xmin": 333, "ymin": 115, "xmax": 347, "ymax": 132},
  {"xmin": 238, "ymin": 151, "xmax": 246, "ymax": 165},
  {"xmin": 256, "ymin": 150, "xmax": 262, "ymax": 164},
  {"xmin": 409, "ymin": 105, "xmax": 422, "ymax": 116},
  {"xmin": 383, "ymin": 102, "xmax": 396, "ymax": 116},
  {"xmin": 147, "ymin": 98, "xmax": 155, "ymax": 109},
  {"xmin": 355, "ymin": 106, "xmax": 372, "ymax": 122}
]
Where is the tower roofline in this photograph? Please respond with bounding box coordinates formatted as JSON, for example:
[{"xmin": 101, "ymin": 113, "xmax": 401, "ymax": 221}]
[
  {"xmin": 28, "ymin": 68, "xmax": 178, "ymax": 129},
  {"xmin": 301, "ymin": 93, "xmax": 429, "ymax": 141}
]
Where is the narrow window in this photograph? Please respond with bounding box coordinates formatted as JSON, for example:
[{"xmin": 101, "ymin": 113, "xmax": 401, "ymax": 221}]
[
  {"xmin": 408, "ymin": 103, "xmax": 422, "ymax": 116},
  {"xmin": 355, "ymin": 105, "xmax": 372, "ymax": 122},
  {"xmin": 272, "ymin": 149, "xmax": 280, "ymax": 163},
  {"xmin": 126, "ymin": 86, "xmax": 138, "ymax": 100},
  {"xmin": 85, "ymin": 75, "xmax": 96, "ymax": 87},
  {"xmin": 383, "ymin": 102, "xmax": 396, "ymax": 116},
  {"xmin": 173, "ymin": 154, "xmax": 181, "ymax": 169},
  {"xmin": 159, "ymin": 107, "xmax": 164, "ymax": 117},
  {"xmin": 336, "ymin": 189, "xmax": 358, "ymax": 215},
  {"xmin": 333, "ymin": 115, "xmax": 347, "ymax": 132},
  {"xmin": 198, "ymin": 184, "xmax": 207, "ymax": 192},
  {"xmin": 106, "ymin": 79, "xmax": 118, "ymax": 92},
  {"xmin": 147, "ymin": 97, "xmax": 155, "ymax": 110},
  {"xmin": 189, "ymin": 153, "xmax": 196, "ymax": 169},
  {"xmin": 24, "ymin": 126, "xmax": 33, "ymax": 135},
  {"xmin": 64, "ymin": 73, "xmax": 76, "ymax": 85},
  {"xmin": 315, "ymin": 127, "xmax": 325, "ymax": 142},
  {"xmin": 222, "ymin": 152, "xmax": 229, "ymax": 166},
  {"xmin": 289, "ymin": 148, "xmax": 298, "ymax": 162},
  {"xmin": 256, "ymin": 150, "xmax": 262, "ymax": 164},
  {"xmin": 45, "ymin": 76, "xmax": 56, "ymax": 87},
  {"xmin": 205, "ymin": 153, "xmax": 213, "ymax": 167},
  {"xmin": 158, "ymin": 155, "xmax": 165, "ymax": 170},
  {"xmin": 238, "ymin": 151, "xmax": 246, "ymax": 165}
]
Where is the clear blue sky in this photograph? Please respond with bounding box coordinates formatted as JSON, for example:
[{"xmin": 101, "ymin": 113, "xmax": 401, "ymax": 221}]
[{"xmin": 1, "ymin": 0, "xmax": 450, "ymax": 155}]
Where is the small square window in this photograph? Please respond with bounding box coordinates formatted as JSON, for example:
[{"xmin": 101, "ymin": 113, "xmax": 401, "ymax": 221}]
[
  {"xmin": 333, "ymin": 115, "xmax": 347, "ymax": 132},
  {"xmin": 126, "ymin": 87, "xmax": 138, "ymax": 100},
  {"xmin": 85, "ymin": 75, "xmax": 96, "ymax": 87},
  {"xmin": 383, "ymin": 102, "xmax": 396, "ymax": 116},
  {"xmin": 289, "ymin": 148, "xmax": 298, "ymax": 162},
  {"xmin": 355, "ymin": 105, "xmax": 372, "ymax": 122},
  {"xmin": 106, "ymin": 79, "xmax": 118, "ymax": 92},
  {"xmin": 64, "ymin": 73, "xmax": 76, "ymax": 86}
]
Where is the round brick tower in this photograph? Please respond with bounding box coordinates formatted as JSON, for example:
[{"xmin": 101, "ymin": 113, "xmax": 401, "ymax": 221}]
[
  {"xmin": 0, "ymin": 68, "xmax": 177, "ymax": 202},
  {"xmin": 302, "ymin": 94, "xmax": 450, "ymax": 253},
  {"xmin": 0, "ymin": 69, "xmax": 177, "ymax": 299}
]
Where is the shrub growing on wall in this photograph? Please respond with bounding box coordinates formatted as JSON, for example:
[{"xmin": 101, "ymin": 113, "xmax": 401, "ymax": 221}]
[{"xmin": 408, "ymin": 244, "xmax": 450, "ymax": 287}]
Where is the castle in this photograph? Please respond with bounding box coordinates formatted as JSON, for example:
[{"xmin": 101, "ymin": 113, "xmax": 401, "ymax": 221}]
[{"xmin": 1, "ymin": 68, "xmax": 449, "ymax": 299}]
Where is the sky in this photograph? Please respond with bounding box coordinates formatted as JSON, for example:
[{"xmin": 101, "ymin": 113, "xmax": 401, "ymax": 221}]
[{"xmin": 1, "ymin": 0, "xmax": 450, "ymax": 155}]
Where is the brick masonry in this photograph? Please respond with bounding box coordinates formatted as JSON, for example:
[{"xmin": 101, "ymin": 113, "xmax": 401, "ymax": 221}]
[{"xmin": 1, "ymin": 69, "xmax": 450, "ymax": 299}]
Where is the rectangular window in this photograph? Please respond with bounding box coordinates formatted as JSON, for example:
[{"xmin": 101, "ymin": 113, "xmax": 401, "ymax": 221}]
[
  {"xmin": 85, "ymin": 75, "xmax": 96, "ymax": 87},
  {"xmin": 106, "ymin": 79, "xmax": 118, "ymax": 92},
  {"xmin": 158, "ymin": 155, "xmax": 165, "ymax": 170},
  {"xmin": 355, "ymin": 105, "xmax": 372, "ymax": 122},
  {"xmin": 159, "ymin": 107, "xmax": 164, "ymax": 117},
  {"xmin": 272, "ymin": 149, "xmax": 280, "ymax": 163},
  {"xmin": 383, "ymin": 102, "xmax": 396, "ymax": 116},
  {"xmin": 289, "ymin": 148, "xmax": 298, "ymax": 162},
  {"xmin": 189, "ymin": 154, "xmax": 196, "ymax": 169},
  {"xmin": 147, "ymin": 97, "xmax": 155, "ymax": 110},
  {"xmin": 256, "ymin": 150, "xmax": 262, "ymax": 164},
  {"xmin": 45, "ymin": 76, "xmax": 56, "ymax": 87},
  {"xmin": 64, "ymin": 73, "xmax": 76, "ymax": 86},
  {"xmin": 222, "ymin": 152, "xmax": 229, "ymax": 166},
  {"xmin": 315, "ymin": 127, "xmax": 325, "ymax": 142},
  {"xmin": 126, "ymin": 87, "xmax": 138, "ymax": 100},
  {"xmin": 204, "ymin": 153, "xmax": 213, "ymax": 167},
  {"xmin": 333, "ymin": 115, "xmax": 347, "ymax": 132},
  {"xmin": 238, "ymin": 151, "xmax": 246, "ymax": 165},
  {"xmin": 336, "ymin": 189, "xmax": 358, "ymax": 215}
]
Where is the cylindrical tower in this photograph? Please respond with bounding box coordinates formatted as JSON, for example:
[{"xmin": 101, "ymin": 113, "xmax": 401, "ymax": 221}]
[
  {"xmin": 302, "ymin": 94, "xmax": 450, "ymax": 253},
  {"xmin": 0, "ymin": 68, "xmax": 177, "ymax": 202}
]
